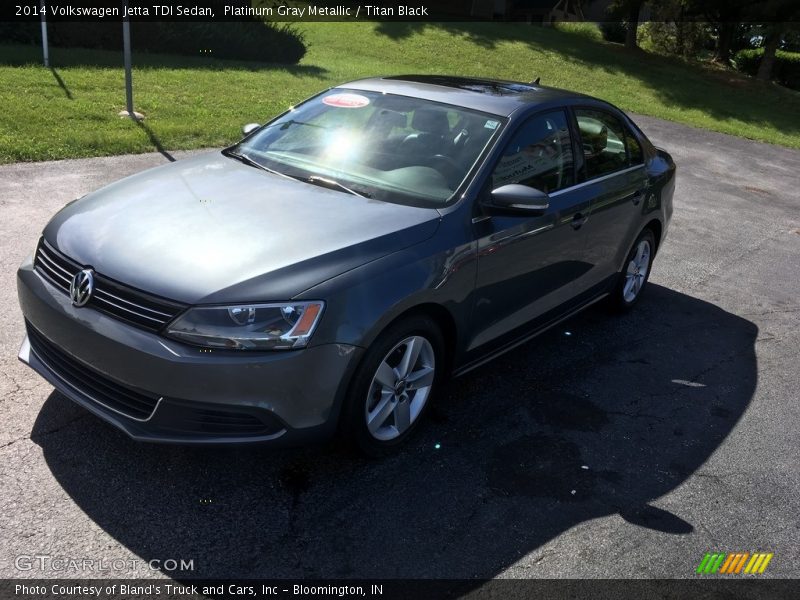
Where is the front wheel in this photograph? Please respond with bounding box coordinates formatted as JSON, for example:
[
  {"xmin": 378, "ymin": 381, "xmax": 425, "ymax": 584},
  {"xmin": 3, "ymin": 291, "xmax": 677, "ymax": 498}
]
[
  {"xmin": 608, "ymin": 229, "xmax": 655, "ymax": 311},
  {"xmin": 342, "ymin": 315, "xmax": 444, "ymax": 456}
]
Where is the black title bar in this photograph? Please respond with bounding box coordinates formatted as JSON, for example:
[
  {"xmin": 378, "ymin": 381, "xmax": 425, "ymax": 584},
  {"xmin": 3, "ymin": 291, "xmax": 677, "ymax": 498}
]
[
  {"xmin": 2, "ymin": 579, "xmax": 799, "ymax": 600},
  {"xmin": 2, "ymin": 0, "xmax": 797, "ymax": 23}
]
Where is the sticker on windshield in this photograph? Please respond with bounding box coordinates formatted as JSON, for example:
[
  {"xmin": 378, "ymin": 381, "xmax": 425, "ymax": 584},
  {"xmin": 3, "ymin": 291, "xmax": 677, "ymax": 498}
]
[
  {"xmin": 484, "ymin": 119, "xmax": 500, "ymax": 130},
  {"xmin": 322, "ymin": 93, "xmax": 371, "ymax": 108}
]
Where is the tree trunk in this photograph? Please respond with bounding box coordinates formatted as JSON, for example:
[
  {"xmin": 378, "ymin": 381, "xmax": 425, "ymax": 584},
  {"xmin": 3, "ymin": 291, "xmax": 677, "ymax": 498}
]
[
  {"xmin": 625, "ymin": 3, "xmax": 641, "ymax": 49},
  {"xmin": 675, "ymin": 21, "xmax": 687, "ymax": 57},
  {"xmin": 715, "ymin": 22, "xmax": 736, "ymax": 64},
  {"xmin": 756, "ymin": 27, "xmax": 783, "ymax": 81}
]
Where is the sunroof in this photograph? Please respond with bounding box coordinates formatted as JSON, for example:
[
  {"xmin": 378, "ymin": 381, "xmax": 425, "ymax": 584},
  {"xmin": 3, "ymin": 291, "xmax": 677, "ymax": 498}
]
[{"xmin": 384, "ymin": 75, "xmax": 540, "ymax": 96}]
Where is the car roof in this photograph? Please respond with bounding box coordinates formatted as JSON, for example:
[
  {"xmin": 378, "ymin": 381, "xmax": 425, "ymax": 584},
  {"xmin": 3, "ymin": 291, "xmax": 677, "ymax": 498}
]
[{"xmin": 339, "ymin": 75, "xmax": 593, "ymax": 117}]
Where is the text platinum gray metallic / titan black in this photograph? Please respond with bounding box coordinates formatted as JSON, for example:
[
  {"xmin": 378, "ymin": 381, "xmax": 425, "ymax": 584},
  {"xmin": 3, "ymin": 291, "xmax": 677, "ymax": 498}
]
[{"xmin": 17, "ymin": 75, "xmax": 675, "ymax": 454}]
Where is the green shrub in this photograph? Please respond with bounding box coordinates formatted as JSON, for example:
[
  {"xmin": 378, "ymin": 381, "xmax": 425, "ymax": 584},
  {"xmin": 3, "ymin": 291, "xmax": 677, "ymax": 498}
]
[
  {"xmin": 734, "ymin": 48, "xmax": 800, "ymax": 90},
  {"xmin": 553, "ymin": 22, "xmax": 603, "ymax": 43},
  {"xmin": 638, "ymin": 21, "xmax": 712, "ymax": 59},
  {"xmin": 0, "ymin": 20, "xmax": 306, "ymax": 65}
]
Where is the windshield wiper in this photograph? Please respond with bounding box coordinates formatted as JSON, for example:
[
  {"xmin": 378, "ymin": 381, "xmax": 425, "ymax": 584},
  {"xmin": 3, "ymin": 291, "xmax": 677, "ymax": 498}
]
[
  {"xmin": 306, "ymin": 175, "xmax": 370, "ymax": 198},
  {"xmin": 279, "ymin": 119, "xmax": 326, "ymax": 131},
  {"xmin": 222, "ymin": 148, "xmax": 297, "ymax": 181},
  {"xmin": 224, "ymin": 149, "xmax": 370, "ymax": 198}
]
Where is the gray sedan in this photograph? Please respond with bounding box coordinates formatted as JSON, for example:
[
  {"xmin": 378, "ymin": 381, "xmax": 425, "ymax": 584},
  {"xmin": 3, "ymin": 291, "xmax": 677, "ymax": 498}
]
[{"xmin": 17, "ymin": 75, "xmax": 675, "ymax": 454}]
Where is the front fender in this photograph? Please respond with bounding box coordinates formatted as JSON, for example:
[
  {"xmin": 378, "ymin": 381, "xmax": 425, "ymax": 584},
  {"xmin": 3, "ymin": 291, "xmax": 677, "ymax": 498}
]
[{"xmin": 296, "ymin": 231, "xmax": 477, "ymax": 356}]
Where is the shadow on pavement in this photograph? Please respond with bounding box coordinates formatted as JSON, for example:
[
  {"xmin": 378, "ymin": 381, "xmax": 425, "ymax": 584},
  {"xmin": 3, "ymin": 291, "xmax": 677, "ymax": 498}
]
[
  {"xmin": 33, "ymin": 285, "xmax": 758, "ymax": 579},
  {"xmin": 134, "ymin": 120, "xmax": 175, "ymax": 162}
]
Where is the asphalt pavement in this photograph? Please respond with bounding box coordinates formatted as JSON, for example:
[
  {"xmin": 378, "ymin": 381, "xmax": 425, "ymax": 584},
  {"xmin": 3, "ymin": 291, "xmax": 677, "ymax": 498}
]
[{"xmin": 0, "ymin": 116, "xmax": 798, "ymax": 581}]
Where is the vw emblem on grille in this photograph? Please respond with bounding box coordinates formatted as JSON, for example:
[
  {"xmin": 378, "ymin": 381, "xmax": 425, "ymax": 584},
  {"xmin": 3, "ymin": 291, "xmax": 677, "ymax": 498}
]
[{"xmin": 70, "ymin": 269, "xmax": 95, "ymax": 307}]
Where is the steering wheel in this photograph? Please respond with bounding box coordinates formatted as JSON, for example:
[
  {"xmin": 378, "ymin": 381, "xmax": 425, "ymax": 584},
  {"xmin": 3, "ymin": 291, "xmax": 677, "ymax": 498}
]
[{"xmin": 428, "ymin": 154, "xmax": 466, "ymax": 188}]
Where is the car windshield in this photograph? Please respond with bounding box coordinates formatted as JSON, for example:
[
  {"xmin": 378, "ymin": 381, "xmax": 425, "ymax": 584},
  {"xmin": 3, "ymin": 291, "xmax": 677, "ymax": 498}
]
[{"xmin": 233, "ymin": 89, "xmax": 504, "ymax": 206}]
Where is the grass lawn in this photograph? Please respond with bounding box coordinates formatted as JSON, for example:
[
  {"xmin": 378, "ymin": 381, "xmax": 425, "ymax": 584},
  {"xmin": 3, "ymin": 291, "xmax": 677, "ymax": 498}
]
[{"xmin": 1, "ymin": 21, "xmax": 799, "ymax": 163}]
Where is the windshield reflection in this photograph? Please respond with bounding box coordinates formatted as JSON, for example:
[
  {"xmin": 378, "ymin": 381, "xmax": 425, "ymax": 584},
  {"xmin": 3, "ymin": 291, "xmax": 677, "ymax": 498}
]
[{"xmin": 234, "ymin": 89, "xmax": 504, "ymax": 206}]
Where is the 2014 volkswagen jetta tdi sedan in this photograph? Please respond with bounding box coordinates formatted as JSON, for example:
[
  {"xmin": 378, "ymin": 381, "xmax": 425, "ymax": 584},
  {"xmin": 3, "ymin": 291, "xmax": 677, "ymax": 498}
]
[{"xmin": 17, "ymin": 75, "xmax": 675, "ymax": 454}]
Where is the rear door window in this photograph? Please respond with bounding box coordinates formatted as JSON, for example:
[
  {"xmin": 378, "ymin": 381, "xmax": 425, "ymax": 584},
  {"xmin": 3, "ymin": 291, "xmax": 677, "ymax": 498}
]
[
  {"xmin": 624, "ymin": 126, "xmax": 644, "ymax": 165},
  {"xmin": 575, "ymin": 108, "xmax": 630, "ymax": 179}
]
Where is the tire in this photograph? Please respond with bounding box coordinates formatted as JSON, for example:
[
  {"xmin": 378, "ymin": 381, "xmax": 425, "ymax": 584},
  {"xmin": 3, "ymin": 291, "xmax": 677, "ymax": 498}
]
[
  {"xmin": 608, "ymin": 229, "xmax": 655, "ymax": 312},
  {"xmin": 341, "ymin": 315, "xmax": 445, "ymax": 457}
]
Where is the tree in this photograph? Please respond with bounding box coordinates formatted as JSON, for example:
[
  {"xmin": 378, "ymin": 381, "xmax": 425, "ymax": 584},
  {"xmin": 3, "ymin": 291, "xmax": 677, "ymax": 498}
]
[
  {"xmin": 756, "ymin": 25, "xmax": 786, "ymax": 80},
  {"xmin": 749, "ymin": 1, "xmax": 799, "ymax": 81},
  {"xmin": 640, "ymin": 0, "xmax": 713, "ymax": 59},
  {"xmin": 682, "ymin": 0, "xmax": 760, "ymax": 63},
  {"xmin": 682, "ymin": 0, "xmax": 798, "ymax": 76},
  {"xmin": 589, "ymin": 0, "xmax": 647, "ymax": 49},
  {"xmin": 623, "ymin": 0, "xmax": 646, "ymax": 49}
]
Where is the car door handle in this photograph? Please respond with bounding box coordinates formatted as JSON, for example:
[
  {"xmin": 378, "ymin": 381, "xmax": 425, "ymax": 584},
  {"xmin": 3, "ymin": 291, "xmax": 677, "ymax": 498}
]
[
  {"xmin": 571, "ymin": 212, "xmax": 588, "ymax": 230},
  {"xmin": 629, "ymin": 189, "xmax": 646, "ymax": 206}
]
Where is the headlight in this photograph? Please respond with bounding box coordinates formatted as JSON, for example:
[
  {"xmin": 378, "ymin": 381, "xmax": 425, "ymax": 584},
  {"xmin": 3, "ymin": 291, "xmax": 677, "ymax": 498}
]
[{"xmin": 165, "ymin": 301, "xmax": 324, "ymax": 350}]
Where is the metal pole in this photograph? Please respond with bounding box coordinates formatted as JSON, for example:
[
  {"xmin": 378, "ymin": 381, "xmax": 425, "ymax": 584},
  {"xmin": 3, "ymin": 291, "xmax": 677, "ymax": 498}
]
[
  {"xmin": 40, "ymin": 0, "xmax": 49, "ymax": 67},
  {"xmin": 122, "ymin": 0, "xmax": 134, "ymax": 117}
]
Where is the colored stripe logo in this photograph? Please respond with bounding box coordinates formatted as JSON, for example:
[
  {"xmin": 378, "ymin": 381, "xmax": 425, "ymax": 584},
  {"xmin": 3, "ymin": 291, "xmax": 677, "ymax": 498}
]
[{"xmin": 696, "ymin": 552, "xmax": 773, "ymax": 574}]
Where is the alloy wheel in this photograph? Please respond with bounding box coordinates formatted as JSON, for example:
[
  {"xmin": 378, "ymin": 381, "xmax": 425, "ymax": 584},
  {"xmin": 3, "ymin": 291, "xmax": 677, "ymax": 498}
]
[
  {"xmin": 365, "ymin": 335, "xmax": 435, "ymax": 441},
  {"xmin": 623, "ymin": 239, "xmax": 651, "ymax": 303}
]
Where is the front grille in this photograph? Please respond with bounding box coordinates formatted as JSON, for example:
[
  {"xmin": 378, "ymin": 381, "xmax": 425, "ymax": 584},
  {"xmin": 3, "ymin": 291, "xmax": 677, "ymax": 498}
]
[
  {"xmin": 190, "ymin": 409, "xmax": 274, "ymax": 434},
  {"xmin": 34, "ymin": 238, "xmax": 186, "ymax": 332},
  {"xmin": 27, "ymin": 323, "xmax": 161, "ymax": 421},
  {"xmin": 152, "ymin": 403, "xmax": 284, "ymax": 437}
]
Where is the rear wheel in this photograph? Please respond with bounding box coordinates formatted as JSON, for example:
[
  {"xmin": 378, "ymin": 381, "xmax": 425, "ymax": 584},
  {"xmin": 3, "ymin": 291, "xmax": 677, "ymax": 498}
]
[
  {"xmin": 342, "ymin": 315, "xmax": 444, "ymax": 456},
  {"xmin": 609, "ymin": 229, "xmax": 655, "ymax": 311}
]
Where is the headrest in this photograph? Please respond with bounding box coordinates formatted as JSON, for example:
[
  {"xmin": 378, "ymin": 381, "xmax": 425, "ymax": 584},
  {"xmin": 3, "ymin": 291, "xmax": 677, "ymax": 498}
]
[
  {"xmin": 374, "ymin": 109, "xmax": 407, "ymax": 128},
  {"xmin": 411, "ymin": 109, "xmax": 450, "ymax": 135},
  {"xmin": 578, "ymin": 119, "xmax": 607, "ymax": 154}
]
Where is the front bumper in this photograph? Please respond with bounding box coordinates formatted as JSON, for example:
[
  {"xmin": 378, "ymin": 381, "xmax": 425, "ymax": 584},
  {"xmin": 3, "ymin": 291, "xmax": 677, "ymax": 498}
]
[{"xmin": 17, "ymin": 259, "xmax": 363, "ymax": 445}]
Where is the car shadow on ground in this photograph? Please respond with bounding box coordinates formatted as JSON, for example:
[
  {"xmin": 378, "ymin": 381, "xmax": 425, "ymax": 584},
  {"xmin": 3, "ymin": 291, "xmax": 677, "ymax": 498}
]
[{"xmin": 32, "ymin": 284, "xmax": 757, "ymax": 579}]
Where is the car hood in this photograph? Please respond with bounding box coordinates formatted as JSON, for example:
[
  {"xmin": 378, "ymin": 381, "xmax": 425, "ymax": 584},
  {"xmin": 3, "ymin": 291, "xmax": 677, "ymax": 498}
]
[{"xmin": 43, "ymin": 152, "xmax": 441, "ymax": 304}]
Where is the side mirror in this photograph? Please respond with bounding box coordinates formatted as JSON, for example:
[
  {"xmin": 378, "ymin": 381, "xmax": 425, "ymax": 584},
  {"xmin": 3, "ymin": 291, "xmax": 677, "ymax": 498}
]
[
  {"xmin": 487, "ymin": 184, "xmax": 550, "ymax": 213},
  {"xmin": 242, "ymin": 123, "xmax": 261, "ymax": 136}
]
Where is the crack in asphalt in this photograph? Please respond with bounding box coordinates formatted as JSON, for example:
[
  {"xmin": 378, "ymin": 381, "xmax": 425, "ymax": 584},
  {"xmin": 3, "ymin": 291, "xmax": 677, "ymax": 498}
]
[
  {"xmin": 693, "ymin": 227, "xmax": 786, "ymax": 289},
  {"xmin": 0, "ymin": 413, "xmax": 89, "ymax": 451},
  {"xmin": 694, "ymin": 470, "xmax": 746, "ymax": 487},
  {"xmin": 0, "ymin": 368, "xmax": 25, "ymax": 401},
  {"xmin": 0, "ymin": 437, "xmax": 25, "ymax": 450}
]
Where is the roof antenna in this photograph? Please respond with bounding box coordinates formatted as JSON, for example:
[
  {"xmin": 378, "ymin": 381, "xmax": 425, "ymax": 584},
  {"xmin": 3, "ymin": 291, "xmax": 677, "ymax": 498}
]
[{"xmin": 531, "ymin": 77, "xmax": 541, "ymax": 85}]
